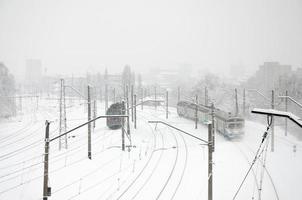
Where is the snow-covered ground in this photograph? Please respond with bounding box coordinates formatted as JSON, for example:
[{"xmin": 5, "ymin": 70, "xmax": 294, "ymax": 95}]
[{"xmin": 0, "ymin": 98, "xmax": 301, "ymax": 199}]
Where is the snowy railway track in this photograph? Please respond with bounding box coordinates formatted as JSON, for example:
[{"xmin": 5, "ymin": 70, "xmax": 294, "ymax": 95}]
[
  {"xmin": 112, "ymin": 115, "xmax": 159, "ymax": 200},
  {"xmin": 129, "ymin": 110, "xmax": 189, "ymax": 200},
  {"xmin": 155, "ymin": 125, "xmax": 180, "ymax": 200},
  {"xmin": 129, "ymin": 113, "xmax": 165, "ymax": 200}
]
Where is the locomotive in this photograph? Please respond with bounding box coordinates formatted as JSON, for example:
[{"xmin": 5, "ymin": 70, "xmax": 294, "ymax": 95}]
[
  {"xmin": 177, "ymin": 101, "xmax": 245, "ymax": 138},
  {"xmin": 106, "ymin": 102, "xmax": 125, "ymax": 130}
]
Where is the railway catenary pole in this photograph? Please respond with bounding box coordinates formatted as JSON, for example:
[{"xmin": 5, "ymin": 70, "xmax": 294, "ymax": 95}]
[
  {"xmin": 87, "ymin": 85, "xmax": 92, "ymax": 159},
  {"xmin": 211, "ymin": 103, "xmax": 215, "ymax": 152},
  {"xmin": 195, "ymin": 95, "xmax": 198, "ymax": 129},
  {"xmin": 148, "ymin": 120, "xmax": 213, "ymax": 200},
  {"xmin": 43, "ymin": 121, "xmax": 50, "ymax": 200},
  {"xmin": 166, "ymin": 90, "xmax": 169, "ymax": 119},
  {"xmin": 43, "ymin": 114, "xmax": 129, "ymax": 199},
  {"xmin": 63, "ymin": 80, "xmax": 67, "ymax": 149},
  {"xmin": 122, "ymin": 101, "xmax": 125, "ymax": 151},
  {"xmin": 93, "ymin": 100, "xmax": 96, "ymax": 129},
  {"xmin": 208, "ymin": 123, "xmax": 213, "ymax": 200},
  {"xmin": 59, "ymin": 80, "xmax": 62, "ymax": 150},
  {"xmin": 59, "ymin": 79, "xmax": 67, "ymax": 150},
  {"xmin": 126, "ymin": 85, "xmax": 131, "ymax": 141},
  {"xmin": 134, "ymin": 94, "xmax": 137, "ymax": 129},
  {"xmin": 285, "ymin": 90, "xmax": 288, "ymax": 136},
  {"xmin": 126, "ymin": 85, "xmax": 129, "ymax": 116},
  {"xmin": 271, "ymin": 90, "xmax": 275, "ymax": 152},
  {"xmin": 131, "ymin": 85, "xmax": 134, "ymax": 122}
]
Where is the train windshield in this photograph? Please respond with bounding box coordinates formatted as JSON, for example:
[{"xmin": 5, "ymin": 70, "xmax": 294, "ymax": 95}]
[
  {"xmin": 228, "ymin": 123, "xmax": 243, "ymax": 129},
  {"xmin": 227, "ymin": 118, "xmax": 244, "ymax": 129}
]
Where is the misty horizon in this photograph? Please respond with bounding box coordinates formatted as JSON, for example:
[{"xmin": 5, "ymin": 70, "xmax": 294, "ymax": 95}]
[{"xmin": 1, "ymin": 0, "xmax": 302, "ymax": 79}]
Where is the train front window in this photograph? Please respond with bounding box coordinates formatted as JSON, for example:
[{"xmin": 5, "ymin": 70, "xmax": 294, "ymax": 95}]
[{"xmin": 228, "ymin": 123, "xmax": 243, "ymax": 129}]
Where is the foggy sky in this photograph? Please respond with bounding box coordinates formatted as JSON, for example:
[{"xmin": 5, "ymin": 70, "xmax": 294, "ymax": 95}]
[{"xmin": 0, "ymin": 0, "xmax": 301, "ymax": 79}]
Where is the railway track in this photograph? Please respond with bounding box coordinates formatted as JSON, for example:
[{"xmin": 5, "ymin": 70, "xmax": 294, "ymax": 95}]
[
  {"xmin": 128, "ymin": 110, "xmax": 189, "ymax": 200},
  {"xmin": 105, "ymin": 113, "xmax": 159, "ymax": 200}
]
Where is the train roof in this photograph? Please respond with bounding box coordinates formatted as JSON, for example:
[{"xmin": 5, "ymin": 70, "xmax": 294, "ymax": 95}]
[{"xmin": 177, "ymin": 100, "xmax": 244, "ymax": 121}]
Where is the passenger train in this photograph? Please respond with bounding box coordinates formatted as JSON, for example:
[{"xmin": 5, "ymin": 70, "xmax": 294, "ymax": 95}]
[{"xmin": 177, "ymin": 101, "xmax": 245, "ymax": 138}]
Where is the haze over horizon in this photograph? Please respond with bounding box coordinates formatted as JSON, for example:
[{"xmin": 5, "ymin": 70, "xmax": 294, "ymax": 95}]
[{"xmin": 1, "ymin": 0, "xmax": 301, "ymax": 79}]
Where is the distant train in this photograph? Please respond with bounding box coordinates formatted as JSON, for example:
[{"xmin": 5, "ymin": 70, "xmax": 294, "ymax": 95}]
[
  {"xmin": 106, "ymin": 102, "xmax": 125, "ymax": 130},
  {"xmin": 177, "ymin": 101, "xmax": 245, "ymax": 138}
]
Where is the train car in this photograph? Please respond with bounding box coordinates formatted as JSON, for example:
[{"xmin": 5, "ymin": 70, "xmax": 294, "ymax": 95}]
[
  {"xmin": 106, "ymin": 102, "xmax": 125, "ymax": 130},
  {"xmin": 177, "ymin": 100, "xmax": 245, "ymax": 138}
]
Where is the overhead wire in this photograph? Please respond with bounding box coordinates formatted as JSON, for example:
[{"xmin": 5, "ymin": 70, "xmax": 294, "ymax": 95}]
[{"xmin": 232, "ymin": 115, "xmax": 273, "ymax": 200}]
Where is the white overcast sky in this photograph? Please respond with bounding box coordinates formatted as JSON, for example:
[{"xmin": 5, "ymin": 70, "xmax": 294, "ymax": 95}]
[{"xmin": 0, "ymin": 0, "xmax": 301, "ymax": 78}]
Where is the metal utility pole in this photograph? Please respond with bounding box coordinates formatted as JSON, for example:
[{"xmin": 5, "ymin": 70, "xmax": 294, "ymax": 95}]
[
  {"xmin": 208, "ymin": 123, "xmax": 213, "ymax": 200},
  {"xmin": 87, "ymin": 85, "xmax": 92, "ymax": 159},
  {"xmin": 166, "ymin": 90, "xmax": 169, "ymax": 119},
  {"xmin": 271, "ymin": 90, "xmax": 275, "ymax": 152},
  {"xmin": 211, "ymin": 103, "xmax": 215, "ymax": 152},
  {"xmin": 285, "ymin": 90, "xmax": 288, "ymax": 136},
  {"xmin": 126, "ymin": 85, "xmax": 129, "ymax": 116},
  {"xmin": 127, "ymin": 100, "xmax": 131, "ymax": 145},
  {"xmin": 177, "ymin": 86, "xmax": 180, "ymax": 102},
  {"xmin": 195, "ymin": 95, "xmax": 198, "ymax": 129},
  {"xmin": 131, "ymin": 85, "xmax": 134, "ymax": 122},
  {"xmin": 105, "ymin": 84, "xmax": 108, "ymax": 113},
  {"xmin": 93, "ymin": 100, "xmax": 96, "ymax": 129},
  {"xmin": 235, "ymin": 88, "xmax": 239, "ymax": 116},
  {"xmin": 122, "ymin": 101, "xmax": 125, "ymax": 151},
  {"xmin": 43, "ymin": 121, "xmax": 50, "ymax": 200},
  {"xmin": 59, "ymin": 79, "xmax": 67, "ymax": 150},
  {"xmin": 243, "ymin": 89, "xmax": 246, "ymax": 116},
  {"xmin": 134, "ymin": 94, "xmax": 137, "ymax": 129}
]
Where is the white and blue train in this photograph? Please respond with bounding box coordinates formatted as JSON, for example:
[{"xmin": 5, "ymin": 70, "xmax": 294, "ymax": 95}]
[{"xmin": 177, "ymin": 101, "xmax": 245, "ymax": 138}]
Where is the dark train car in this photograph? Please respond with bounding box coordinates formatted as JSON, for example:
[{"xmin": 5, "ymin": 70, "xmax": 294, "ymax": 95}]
[
  {"xmin": 177, "ymin": 100, "xmax": 245, "ymax": 138},
  {"xmin": 106, "ymin": 102, "xmax": 125, "ymax": 130}
]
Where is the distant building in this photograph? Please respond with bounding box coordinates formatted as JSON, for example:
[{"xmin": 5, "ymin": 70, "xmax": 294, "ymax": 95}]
[{"xmin": 246, "ymin": 62, "xmax": 292, "ymax": 92}]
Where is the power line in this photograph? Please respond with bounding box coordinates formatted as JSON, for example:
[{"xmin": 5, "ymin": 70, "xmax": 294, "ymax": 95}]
[{"xmin": 232, "ymin": 116, "xmax": 272, "ymax": 200}]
